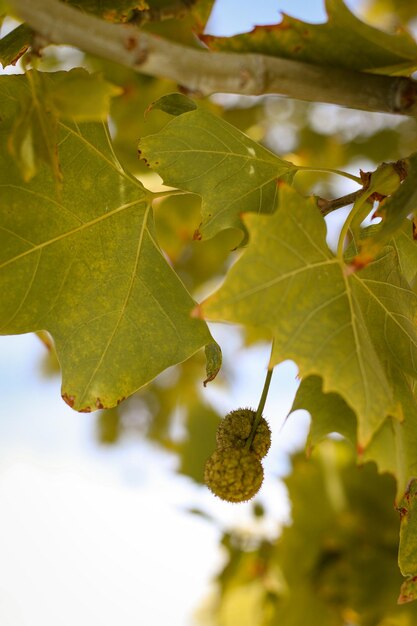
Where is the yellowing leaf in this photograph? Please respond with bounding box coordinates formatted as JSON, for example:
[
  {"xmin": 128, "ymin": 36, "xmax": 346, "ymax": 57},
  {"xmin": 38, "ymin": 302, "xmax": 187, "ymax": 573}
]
[
  {"xmin": 6, "ymin": 69, "xmax": 120, "ymax": 183},
  {"xmin": 0, "ymin": 73, "xmax": 212, "ymax": 411},
  {"xmin": 138, "ymin": 105, "xmax": 295, "ymax": 241},
  {"xmin": 201, "ymin": 185, "xmax": 417, "ymax": 445},
  {"xmin": 49, "ymin": 69, "xmax": 122, "ymax": 122},
  {"xmin": 202, "ymin": 0, "xmax": 417, "ymax": 76},
  {"xmin": 8, "ymin": 71, "xmax": 61, "ymax": 183}
]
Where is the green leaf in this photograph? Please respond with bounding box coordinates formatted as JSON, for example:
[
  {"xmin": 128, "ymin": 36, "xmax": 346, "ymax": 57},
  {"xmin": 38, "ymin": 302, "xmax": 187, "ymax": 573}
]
[
  {"xmin": 290, "ymin": 375, "xmax": 357, "ymax": 450},
  {"xmin": 398, "ymin": 481, "xmax": 417, "ymax": 577},
  {"xmin": 63, "ymin": 0, "xmax": 147, "ymax": 22},
  {"xmin": 201, "ymin": 185, "xmax": 417, "ymax": 445},
  {"xmin": 290, "ymin": 369, "xmax": 417, "ymax": 503},
  {"xmin": 176, "ymin": 403, "xmax": 220, "ymax": 483},
  {"xmin": 138, "ymin": 107, "xmax": 295, "ymax": 241},
  {"xmin": 364, "ymin": 369, "xmax": 417, "ymax": 500},
  {"xmin": 187, "ymin": 0, "xmax": 215, "ymax": 33},
  {"xmin": 7, "ymin": 71, "xmax": 61, "ymax": 183},
  {"xmin": 278, "ymin": 443, "xmax": 403, "ymax": 624},
  {"xmin": 141, "ymin": 0, "xmax": 216, "ymax": 45},
  {"xmin": 202, "ymin": 0, "xmax": 417, "ymax": 76},
  {"xmin": 147, "ymin": 92, "xmax": 197, "ymax": 117},
  {"xmin": 392, "ymin": 221, "xmax": 417, "ymax": 286},
  {"xmin": 7, "ymin": 69, "xmax": 122, "ymax": 182},
  {"xmin": 48, "ymin": 68, "xmax": 122, "ymax": 122},
  {"xmin": 96, "ymin": 407, "xmax": 121, "ymax": 444},
  {"xmin": 0, "ymin": 23, "xmax": 32, "ymax": 68},
  {"xmin": 204, "ymin": 340, "xmax": 222, "ymax": 386},
  {"xmin": 0, "ymin": 73, "xmax": 212, "ymax": 411},
  {"xmin": 399, "ymin": 576, "xmax": 417, "ymax": 604},
  {"xmin": 356, "ymin": 154, "xmax": 417, "ymax": 266}
]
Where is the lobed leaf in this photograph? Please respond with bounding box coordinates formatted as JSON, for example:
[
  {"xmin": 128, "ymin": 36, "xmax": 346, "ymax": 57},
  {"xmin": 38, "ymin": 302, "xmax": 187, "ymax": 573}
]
[
  {"xmin": 0, "ymin": 73, "xmax": 212, "ymax": 411},
  {"xmin": 202, "ymin": 0, "xmax": 417, "ymax": 76},
  {"xmin": 138, "ymin": 104, "xmax": 295, "ymax": 241},
  {"xmin": 201, "ymin": 185, "xmax": 417, "ymax": 445}
]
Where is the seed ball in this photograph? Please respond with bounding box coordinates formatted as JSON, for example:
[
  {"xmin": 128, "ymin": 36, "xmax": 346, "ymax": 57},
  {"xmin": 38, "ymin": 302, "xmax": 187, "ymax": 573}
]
[
  {"xmin": 216, "ymin": 408, "xmax": 271, "ymax": 459},
  {"xmin": 204, "ymin": 447, "xmax": 264, "ymax": 503}
]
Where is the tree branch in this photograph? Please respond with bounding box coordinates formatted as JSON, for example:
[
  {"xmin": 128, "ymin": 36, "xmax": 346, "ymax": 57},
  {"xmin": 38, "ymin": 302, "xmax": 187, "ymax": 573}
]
[{"xmin": 9, "ymin": 0, "xmax": 417, "ymax": 116}]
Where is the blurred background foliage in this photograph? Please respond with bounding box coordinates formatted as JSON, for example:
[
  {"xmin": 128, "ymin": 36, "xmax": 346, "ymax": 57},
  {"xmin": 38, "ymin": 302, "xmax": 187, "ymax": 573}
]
[
  {"xmin": 197, "ymin": 441, "xmax": 417, "ymax": 626},
  {"xmin": 4, "ymin": 0, "xmax": 417, "ymax": 623}
]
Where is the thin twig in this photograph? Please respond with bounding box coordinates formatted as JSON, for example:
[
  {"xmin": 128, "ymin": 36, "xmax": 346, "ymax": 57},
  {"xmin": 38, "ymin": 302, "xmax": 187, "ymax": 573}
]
[{"xmin": 316, "ymin": 190, "xmax": 364, "ymax": 216}]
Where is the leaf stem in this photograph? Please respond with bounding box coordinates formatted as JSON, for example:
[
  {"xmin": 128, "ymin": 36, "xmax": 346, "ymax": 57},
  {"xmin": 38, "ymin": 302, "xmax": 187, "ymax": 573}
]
[
  {"xmin": 296, "ymin": 165, "xmax": 362, "ymax": 184},
  {"xmin": 246, "ymin": 353, "xmax": 274, "ymax": 450},
  {"xmin": 336, "ymin": 192, "xmax": 371, "ymax": 259}
]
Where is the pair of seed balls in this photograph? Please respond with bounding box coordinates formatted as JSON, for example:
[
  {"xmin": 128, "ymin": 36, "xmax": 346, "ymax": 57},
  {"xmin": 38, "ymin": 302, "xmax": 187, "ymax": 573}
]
[{"xmin": 204, "ymin": 408, "xmax": 271, "ymax": 503}]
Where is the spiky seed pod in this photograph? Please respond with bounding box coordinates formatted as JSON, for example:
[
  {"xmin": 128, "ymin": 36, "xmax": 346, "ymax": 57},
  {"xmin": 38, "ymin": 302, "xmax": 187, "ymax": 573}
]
[
  {"xmin": 216, "ymin": 407, "xmax": 271, "ymax": 459},
  {"xmin": 204, "ymin": 447, "xmax": 264, "ymax": 503}
]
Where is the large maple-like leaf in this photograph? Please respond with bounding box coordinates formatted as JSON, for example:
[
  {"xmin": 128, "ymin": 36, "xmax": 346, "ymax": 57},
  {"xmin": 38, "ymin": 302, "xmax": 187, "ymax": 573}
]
[
  {"xmin": 0, "ymin": 73, "xmax": 211, "ymax": 411},
  {"xmin": 202, "ymin": 0, "xmax": 417, "ymax": 76},
  {"xmin": 138, "ymin": 100, "xmax": 295, "ymax": 241},
  {"xmin": 200, "ymin": 185, "xmax": 417, "ymax": 445}
]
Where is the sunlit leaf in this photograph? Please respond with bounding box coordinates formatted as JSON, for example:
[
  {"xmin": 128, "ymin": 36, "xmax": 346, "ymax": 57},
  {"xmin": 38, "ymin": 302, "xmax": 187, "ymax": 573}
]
[
  {"xmin": 202, "ymin": 0, "xmax": 417, "ymax": 76},
  {"xmin": 7, "ymin": 70, "xmax": 61, "ymax": 183},
  {"xmin": 201, "ymin": 185, "xmax": 417, "ymax": 445},
  {"xmin": 138, "ymin": 105, "xmax": 295, "ymax": 241},
  {"xmin": 6, "ymin": 69, "xmax": 121, "ymax": 182},
  {"xmin": 0, "ymin": 73, "xmax": 212, "ymax": 411},
  {"xmin": 48, "ymin": 68, "xmax": 122, "ymax": 121}
]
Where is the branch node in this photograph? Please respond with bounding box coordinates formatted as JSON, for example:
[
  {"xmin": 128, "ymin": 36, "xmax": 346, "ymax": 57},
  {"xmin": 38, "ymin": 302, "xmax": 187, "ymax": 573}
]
[{"xmin": 391, "ymin": 77, "xmax": 417, "ymax": 114}]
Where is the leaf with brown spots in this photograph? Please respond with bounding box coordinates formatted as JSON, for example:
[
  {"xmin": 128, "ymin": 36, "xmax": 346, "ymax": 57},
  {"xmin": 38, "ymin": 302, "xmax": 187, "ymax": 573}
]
[
  {"xmin": 0, "ymin": 72, "xmax": 212, "ymax": 411},
  {"xmin": 202, "ymin": 0, "xmax": 417, "ymax": 76}
]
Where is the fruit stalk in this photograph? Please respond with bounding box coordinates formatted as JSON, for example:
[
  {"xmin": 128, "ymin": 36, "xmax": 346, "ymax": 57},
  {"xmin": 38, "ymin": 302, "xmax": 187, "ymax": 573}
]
[{"xmin": 246, "ymin": 365, "xmax": 273, "ymax": 451}]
